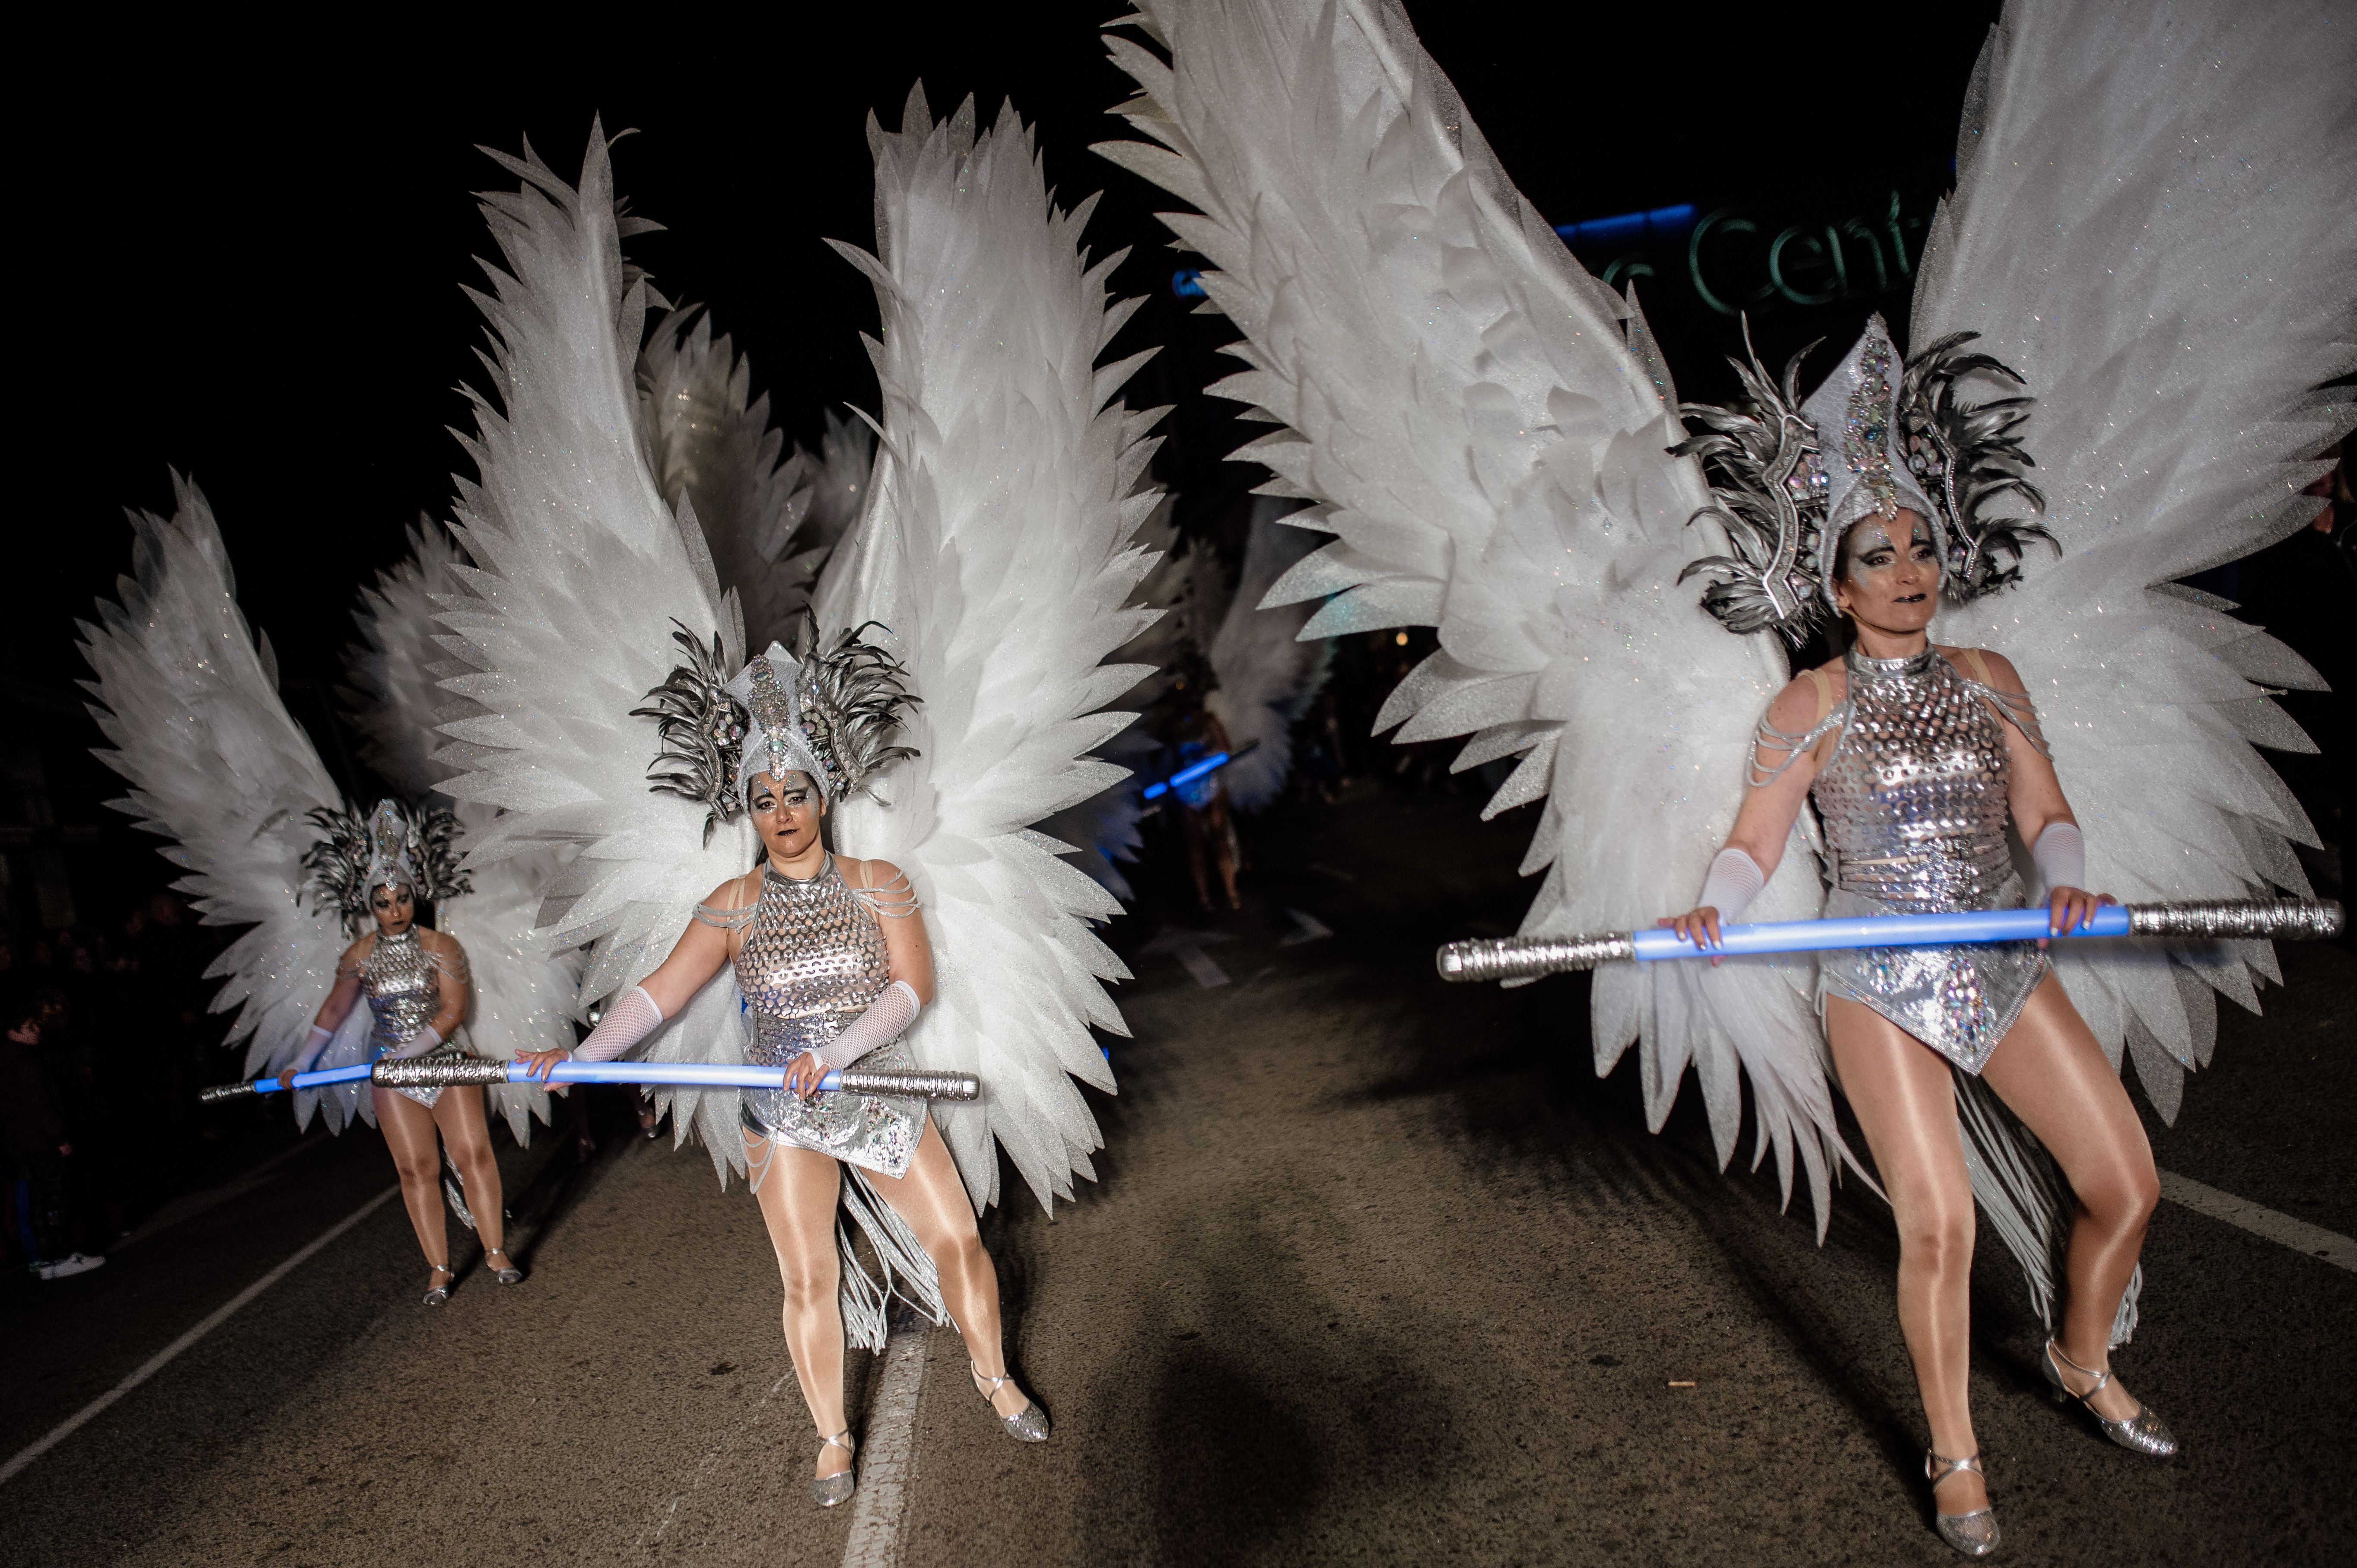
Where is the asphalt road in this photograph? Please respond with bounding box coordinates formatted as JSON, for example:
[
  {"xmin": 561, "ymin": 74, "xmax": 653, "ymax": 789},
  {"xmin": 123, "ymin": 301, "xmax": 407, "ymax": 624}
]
[{"xmin": 4, "ymin": 782, "xmax": 2350, "ymax": 1566}]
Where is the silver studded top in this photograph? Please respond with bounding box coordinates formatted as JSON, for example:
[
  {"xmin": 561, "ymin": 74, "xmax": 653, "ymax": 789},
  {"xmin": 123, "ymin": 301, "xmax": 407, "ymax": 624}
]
[
  {"xmin": 734, "ymin": 857, "xmax": 892, "ymax": 1023},
  {"xmin": 361, "ymin": 928, "xmax": 445, "ymax": 1052},
  {"xmin": 1810, "ymin": 648, "xmax": 2022, "ymax": 913}
]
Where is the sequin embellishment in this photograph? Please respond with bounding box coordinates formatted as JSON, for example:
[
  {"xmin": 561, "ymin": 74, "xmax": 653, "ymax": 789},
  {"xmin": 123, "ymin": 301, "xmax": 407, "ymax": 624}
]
[
  {"xmin": 734, "ymin": 857, "xmax": 921, "ymax": 1177},
  {"xmin": 1810, "ymin": 648, "xmax": 2049, "ymax": 1073}
]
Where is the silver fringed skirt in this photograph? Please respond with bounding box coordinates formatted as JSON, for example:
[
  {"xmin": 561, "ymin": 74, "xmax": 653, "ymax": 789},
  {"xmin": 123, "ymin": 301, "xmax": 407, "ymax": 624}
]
[
  {"xmin": 1816, "ymin": 875, "xmax": 2050, "ymax": 1075},
  {"xmin": 739, "ymin": 1010, "xmax": 923, "ymax": 1178}
]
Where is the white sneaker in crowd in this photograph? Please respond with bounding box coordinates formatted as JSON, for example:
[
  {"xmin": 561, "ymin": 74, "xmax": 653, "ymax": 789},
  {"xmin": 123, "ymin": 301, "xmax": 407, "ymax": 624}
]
[{"xmin": 35, "ymin": 1252, "xmax": 107, "ymax": 1280}]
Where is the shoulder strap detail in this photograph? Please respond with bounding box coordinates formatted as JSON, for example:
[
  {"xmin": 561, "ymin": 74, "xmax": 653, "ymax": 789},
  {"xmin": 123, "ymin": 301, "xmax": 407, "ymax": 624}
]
[
  {"xmin": 1950, "ymin": 649, "xmax": 2054, "ymax": 760},
  {"xmin": 1804, "ymin": 665, "xmax": 1835, "ymax": 725}
]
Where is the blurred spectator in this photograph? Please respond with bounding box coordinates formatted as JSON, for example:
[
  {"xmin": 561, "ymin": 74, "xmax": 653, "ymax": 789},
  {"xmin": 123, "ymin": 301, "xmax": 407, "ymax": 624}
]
[{"xmin": 3, "ymin": 988, "xmax": 105, "ymax": 1280}]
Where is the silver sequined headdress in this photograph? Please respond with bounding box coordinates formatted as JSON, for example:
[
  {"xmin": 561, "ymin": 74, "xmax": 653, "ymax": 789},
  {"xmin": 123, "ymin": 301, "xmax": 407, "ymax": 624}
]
[
  {"xmin": 1676, "ymin": 315, "xmax": 2051, "ymax": 643},
  {"xmin": 303, "ymin": 798, "xmax": 468, "ymax": 931},
  {"xmin": 636, "ymin": 616, "xmax": 919, "ymax": 841}
]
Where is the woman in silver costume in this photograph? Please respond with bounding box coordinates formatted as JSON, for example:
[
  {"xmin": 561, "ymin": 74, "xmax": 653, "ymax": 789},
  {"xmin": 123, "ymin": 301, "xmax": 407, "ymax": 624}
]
[
  {"xmin": 1665, "ymin": 325, "xmax": 2173, "ymax": 1558},
  {"xmin": 277, "ymin": 803, "xmax": 521, "ymax": 1305},
  {"xmin": 519, "ymin": 643, "xmax": 1046, "ymax": 1511}
]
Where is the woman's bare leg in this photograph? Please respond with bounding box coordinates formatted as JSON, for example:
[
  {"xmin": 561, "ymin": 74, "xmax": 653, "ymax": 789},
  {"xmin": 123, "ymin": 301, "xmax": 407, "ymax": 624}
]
[
  {"xmin": 430, "ymin": 1086, "xmax": 506, "ymax": 1257},
  {"xmin": 1826, "ymin": 996, "xmax": 1988, "ymax": 1513},
  {"xmin": 746, "ymin": 1134, "xmax": 855, "ymax": 1477},
  {"xmin": 1979, "ymin": 974, "xmax": 2160, "ymax": 1422},
  {"xmin": 865, "ymin": 1119, "xmax": 1031, "ymax": 1418},
  {"xmin": 373, "ymin": 1087, "xmax": 449, "ymax": 1274}
]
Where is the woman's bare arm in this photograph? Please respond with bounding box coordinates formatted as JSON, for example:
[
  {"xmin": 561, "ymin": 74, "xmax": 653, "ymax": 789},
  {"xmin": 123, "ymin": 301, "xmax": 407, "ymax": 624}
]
[
  {"xmin": 424, "ymin": 930, "xmax": 470, "ymax": 1041},
  {"xmin": 845, "ymin": 857, "xmax": 934, "ymax": 1004},
  {"xmin": 634, "ymin": 874, "xmax": 753, "ymax": 1016},
  {"xmin": 311, "ymin": 938, "xmax": 369, "ymax": 1034}
]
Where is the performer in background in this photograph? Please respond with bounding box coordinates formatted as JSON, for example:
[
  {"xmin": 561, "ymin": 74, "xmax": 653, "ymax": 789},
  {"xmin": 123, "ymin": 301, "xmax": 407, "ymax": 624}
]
[
  {"xmin": 78, "ymin": 487, "xmax": 578, "ymax": 1305},
  {"xmin": 1101, "ymin": 0, "xmax": 2353, "ymax": 1553},
  {"xmin": 431, "ymin": 94, "xmax": 1161, "ymax": 1505}
]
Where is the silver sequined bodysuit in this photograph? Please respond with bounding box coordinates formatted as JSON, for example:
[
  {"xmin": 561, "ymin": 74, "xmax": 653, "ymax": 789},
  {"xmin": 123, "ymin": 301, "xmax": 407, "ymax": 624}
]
[
  {"xmin": 730, "ymin": 858, "xmax": 922, "ymax": 1178},
  {"xmin": 360, "ymin": 928, "xmax": 464, "ymax": 1107},
  {"xmin": 1758, "ymin": 647, "xmax": 2052, "ymax": 1073}
]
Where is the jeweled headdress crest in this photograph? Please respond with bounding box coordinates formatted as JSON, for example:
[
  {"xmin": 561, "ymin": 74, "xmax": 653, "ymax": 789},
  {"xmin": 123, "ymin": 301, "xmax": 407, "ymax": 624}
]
[
  {"xmin": 1676, "ymin": 315, "xmax": 2051, "ymax": 643},
  {"xmin": 303, "ymin": 798, "xmax": 468, "ymax": 930},
  {"xmin": 636, "ymin": 616, "xmax": 919, "ymax": 841}
]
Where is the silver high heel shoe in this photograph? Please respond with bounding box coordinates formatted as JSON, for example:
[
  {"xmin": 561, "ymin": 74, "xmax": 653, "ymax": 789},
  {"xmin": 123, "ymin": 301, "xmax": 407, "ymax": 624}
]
[
  {"xmin": 1926, "ymin": 1450, "xmax": 2000, "ymax": 1558},
  {"xmin": 971, "ymin": 1362, "xmax": 1050, "ymax": 1442},
  {"xmin": 2042, "ymin": 1339, "xmax": 2176, "ymax": 1458},
  {"xmin": 484, "ymin": 1249, "xmax": 525, "ymax": 1286},
  {"xmin": 811, "ymin": 1431, "xmax": 856, "ymax": 1508},
  {"xmin": 422, "ymin": 1264, "xmax": 455, "ymax": 1307}
]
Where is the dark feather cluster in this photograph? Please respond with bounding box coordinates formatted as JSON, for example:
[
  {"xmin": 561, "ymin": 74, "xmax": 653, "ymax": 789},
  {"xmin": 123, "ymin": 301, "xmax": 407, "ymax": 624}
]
[
  {"xmin": 795, "ymin": 617, "xmax": 920, "ymax": 801},
  {"xmin": 1674, "ymin": 334, "xmax": 1834, "ymax": 645},
  {"xmin": 1897, "ymin": 332, "xmax": 2053, "ymax": 600},
  {"xmin": 302, "ymin": 800, "xmax": 468, "ymax": 931},
  {"xmin": 633, "ymin": 623, "xmax": 748, "ymax": 846}
]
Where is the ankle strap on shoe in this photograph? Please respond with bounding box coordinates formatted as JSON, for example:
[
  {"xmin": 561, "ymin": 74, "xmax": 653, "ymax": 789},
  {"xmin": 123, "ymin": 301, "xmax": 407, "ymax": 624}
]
[
  {"xmin": 818, "ymin": 1430, "xmax": 856, "ymax": 1457},
  {"xmin": 1926, "ymin": 1450, "xmax": 1984, "ymax": 1486},
  {"xmin": 971, "ymin": 1361, "xmax": 1012, "ymax": 1394},
  {"xmin": 2047, "ymin": 1338, "xmax": 2113, "ymax": 1396}
]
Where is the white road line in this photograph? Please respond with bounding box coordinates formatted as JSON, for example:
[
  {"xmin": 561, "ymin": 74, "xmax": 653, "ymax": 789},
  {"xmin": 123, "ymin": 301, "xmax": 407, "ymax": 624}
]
[
  {"xmin": 1280, "ymin": 908, "xmax": 1333, "ymax": 947},
  {"xmin": 1175, "ymin": 945, "xmax": 1231, "ymax": 988},
  {"xmin": 0, "ymin": 1182, "xmax": 402, "ymax": 1487},
  {"xmin": 2160, "ymin": 1170, "xmax": 2354, "ymax": 1272},
  {"xmin": 841, "ymin": 1325, "xmax": 930, "ymax": 1568}
]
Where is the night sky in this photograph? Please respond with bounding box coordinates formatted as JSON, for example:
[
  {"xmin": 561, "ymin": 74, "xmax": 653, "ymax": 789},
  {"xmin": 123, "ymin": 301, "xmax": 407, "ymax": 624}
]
[{"xmin": 19, "ymin": 2, "xmax": 1998, "ymax": 758}]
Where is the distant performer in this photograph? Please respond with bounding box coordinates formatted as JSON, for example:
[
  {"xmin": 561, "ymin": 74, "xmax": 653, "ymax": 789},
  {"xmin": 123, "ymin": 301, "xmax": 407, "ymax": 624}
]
[
  {"xmin": 79, "ymin": 486, "xmax": 578, "ymax": 1307},
  {"xmin": 1103, "ymin": 0, "xmax": 2353, "ymax": 1555},
  {"xmin": 1153, "ymin": 654, "xmax": 1244, "ymax": 913}
]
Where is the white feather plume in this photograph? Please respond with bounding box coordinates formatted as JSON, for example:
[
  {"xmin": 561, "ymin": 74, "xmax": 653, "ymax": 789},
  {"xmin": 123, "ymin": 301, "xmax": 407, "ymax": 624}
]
[
  {"xmin": 429, "ymin": 124, "xmax": 762, "ymax": 1175},
  {"xmin": 637, "ymin": 305, "xmax": 830, "ymax": 653},
  {"xmin": 1100, "ymin": 0, "xmax": 1845, "ymax": 1225},
  {"xmin": 1914, "ymin": 0, "xmax": 2357, "ymax": 1121},
  {"xmin": 77, "ymin": 478, "xmax": 359, "ymax": 1124},
  {"xmin": 1206, "ymin": 496, "xmax": 1334, "ymax": 811},
  {"xmin": 818, "ymin": 86, "xmax": 1166, "ymax": 1211}
]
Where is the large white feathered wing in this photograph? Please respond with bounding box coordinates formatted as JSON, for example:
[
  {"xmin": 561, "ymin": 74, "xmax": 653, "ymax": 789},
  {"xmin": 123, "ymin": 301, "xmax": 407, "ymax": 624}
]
[
  {"xmin": 637, "ymin": 305, "xmax": 831, "ymax": 653},
  {"xmin": 1914, "ymin": 0, "xmax": 2357, "ymax": 1121},
  {"xmin": 78, "ymin": 478, "xmax": 367, "ymax": 1130},
  {"xmin": 1101, "ymin": 0, "xmax": 1848, "ymax": 1223},
  {"xmin": 822, "ymin": 88, "xmax": 1165, "ymax": 1212},
  {"xmin": 430, "ymin": 125, "xmax": 760, "ymax": 1177},
  {"xmin": 343, "ymin": 518, "xmax": 477, "ymax": 802},
  {"xmin": 1206, "ymin": 497, "xmax": 1333, "ymax": 811},
  {"xmin": 1036, "ymin": 495, "xmax": 1182, "ymax": 901}
]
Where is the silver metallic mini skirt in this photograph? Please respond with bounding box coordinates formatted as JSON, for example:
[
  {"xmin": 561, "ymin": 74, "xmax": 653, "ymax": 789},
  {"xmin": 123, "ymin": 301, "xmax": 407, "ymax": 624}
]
[
  {"xmin": 739, "ymin": 1011, "xmax": 923, "ymax": 1179},
  {"xmin": 1816, "ymin": 875, "xmax": 2050, "ymax": 1076}
]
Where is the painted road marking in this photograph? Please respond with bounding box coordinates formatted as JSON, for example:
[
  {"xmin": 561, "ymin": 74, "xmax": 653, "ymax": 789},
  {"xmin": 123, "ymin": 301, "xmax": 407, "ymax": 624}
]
[
  {"xmin": 841, "ymin": 1323, "xmax": 930, "ymax": 1568},
  {"xmin": 0, "ymin": 1183, "xmax": 402, "ymax": 1486},
  {"xmin": 1176, "ymin": 947, "xmax": 1230, "ymax": 987},
  {"xmin": 1280, "ymin": 908, "xmax": 1333, "ymax": 947},
  {"xmin": 2160, "ymin": 1170, "xmax": 2354, "ymax": 1272}
]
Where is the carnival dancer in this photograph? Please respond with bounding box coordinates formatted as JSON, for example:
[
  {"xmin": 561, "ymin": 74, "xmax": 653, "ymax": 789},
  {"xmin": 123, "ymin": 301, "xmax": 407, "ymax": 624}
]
[
  {"xmin": 80, "ymin": 487, "xmax": 579, "ymax": 1304},
  {"xmin": 429, "ymin": 97, "xmax": 1162, "ymax": 1506},
  {"xmin": 1100, "ymin": 0, "xmax": 2353, "ymax": 1552}
]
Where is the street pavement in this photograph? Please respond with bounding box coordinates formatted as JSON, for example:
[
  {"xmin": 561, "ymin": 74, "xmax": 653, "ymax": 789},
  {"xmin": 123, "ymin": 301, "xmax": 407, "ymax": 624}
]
[{"xmin": 3, "ymin": 781, "xmax": 2350, "ymax": 1566}]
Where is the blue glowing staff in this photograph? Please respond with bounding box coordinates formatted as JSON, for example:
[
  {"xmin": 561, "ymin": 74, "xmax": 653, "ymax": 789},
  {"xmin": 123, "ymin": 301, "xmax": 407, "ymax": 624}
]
[
  {"xmin": 1437, "ymin": 898, "xmax": 2344, "ymax": 983},
  {"xmin": 200, "ymin": 1059, "xmax": 979, "ymax": 1105},
  {"xmin": 1141, "ymin": 738, "xmax": 1259, "ymax": 802}
]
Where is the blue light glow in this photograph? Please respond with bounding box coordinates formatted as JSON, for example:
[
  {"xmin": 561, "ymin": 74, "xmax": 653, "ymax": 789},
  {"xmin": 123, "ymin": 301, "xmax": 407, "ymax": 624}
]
[
  {"xmin": 1553, "ymin": 203, "xmax": 1697, "ymax": 249},
  {"xmin": 1142, "ymin": 749, "xmax": 1231, "ymax": 801}
]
